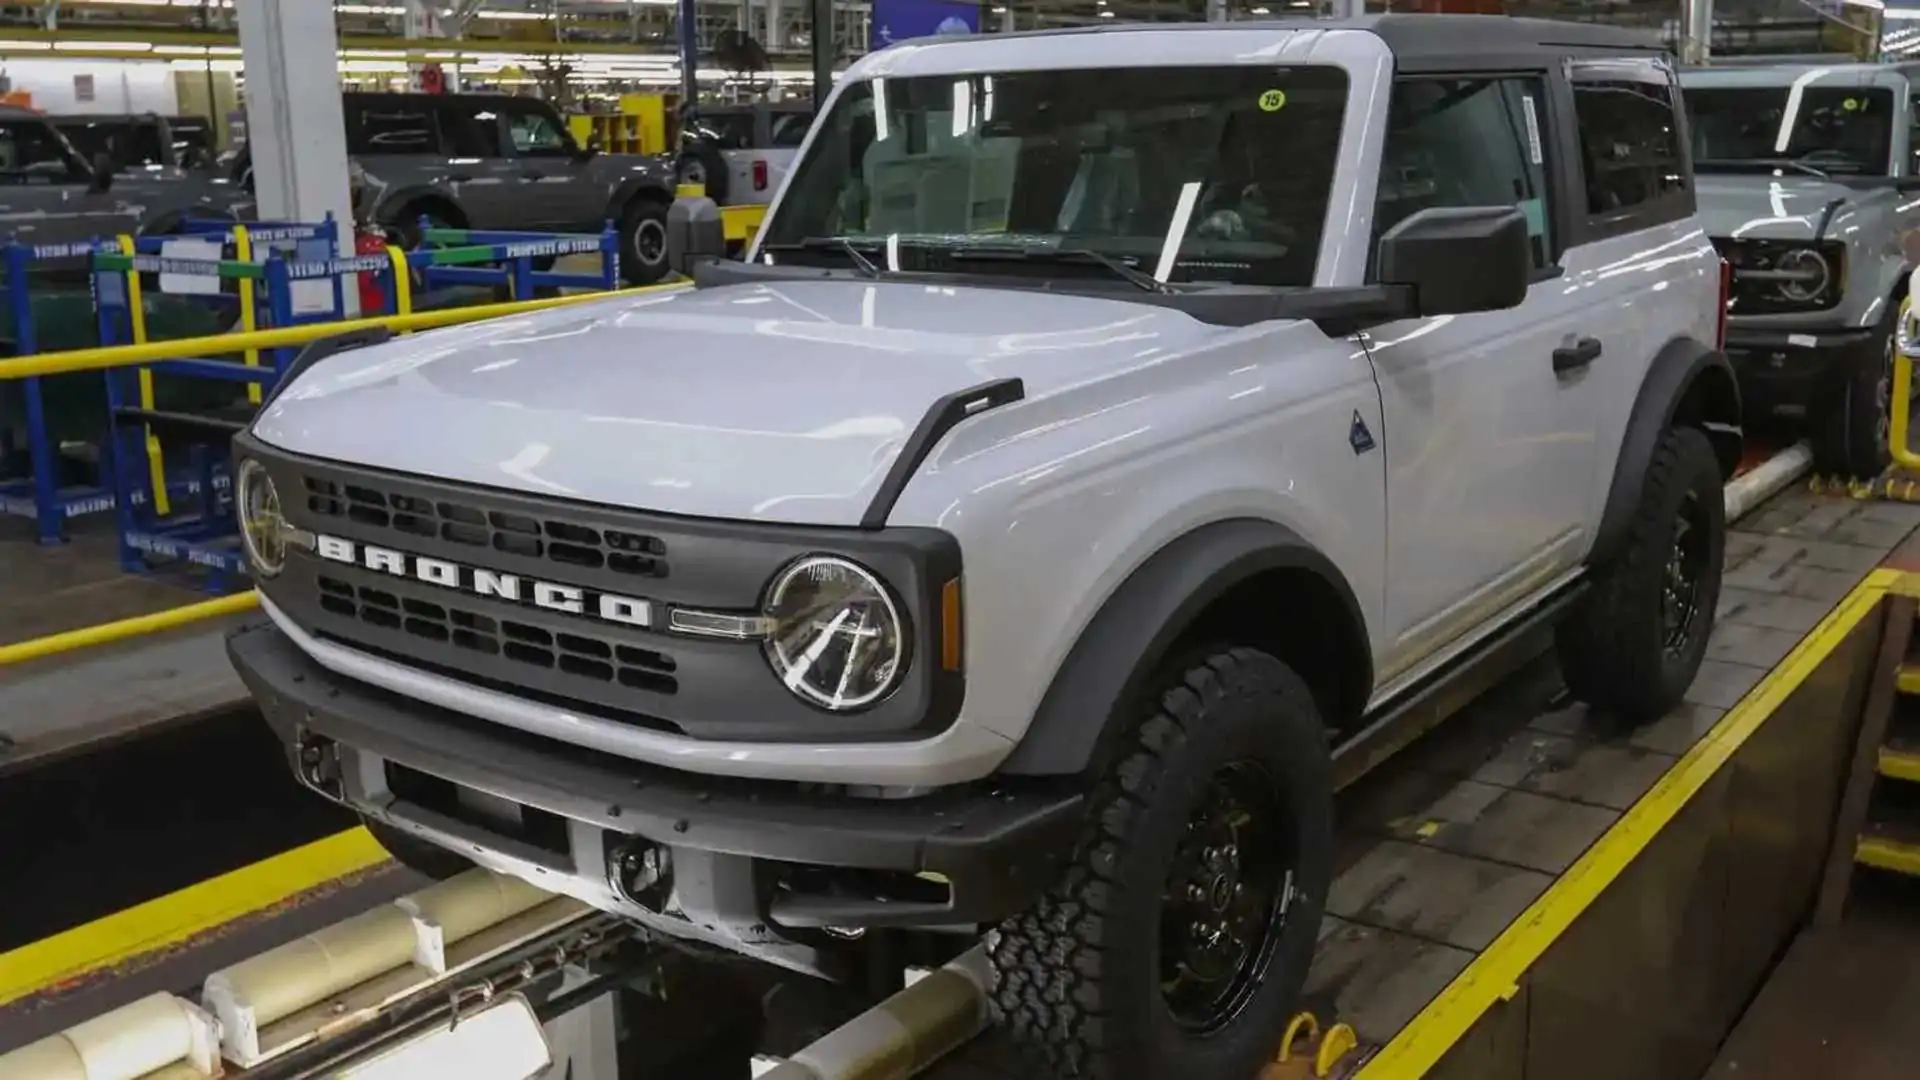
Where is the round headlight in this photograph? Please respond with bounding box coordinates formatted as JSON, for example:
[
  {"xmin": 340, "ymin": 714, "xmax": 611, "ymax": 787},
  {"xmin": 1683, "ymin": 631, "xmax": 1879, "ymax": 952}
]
[
  {"xmin": 236, "ymin": 458, "xmax": 287, "ymax": 577},
  {"xmin": 763, "ymin": 555, "xmax": 907, "ymax": 711},
  {"xmin": 1776, "ymin": 248, "xmax": 1831, "ymax": 303}
]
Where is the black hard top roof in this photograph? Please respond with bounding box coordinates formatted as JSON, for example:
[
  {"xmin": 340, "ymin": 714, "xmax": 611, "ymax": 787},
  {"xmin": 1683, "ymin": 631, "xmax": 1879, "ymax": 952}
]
[{"xmin": 955, "ymin": 14, "xmax": 1665, "ymax": 70}]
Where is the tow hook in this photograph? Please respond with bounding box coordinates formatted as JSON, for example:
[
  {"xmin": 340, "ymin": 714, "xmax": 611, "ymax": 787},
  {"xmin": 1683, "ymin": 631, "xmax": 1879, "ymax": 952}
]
[
  {"xmin": 610, "ymin": 842, "xmax": 672, "ymax": 912},
  {"xmin": 293, "ymin": 727, "xmax": 343, "ymax": 801}
]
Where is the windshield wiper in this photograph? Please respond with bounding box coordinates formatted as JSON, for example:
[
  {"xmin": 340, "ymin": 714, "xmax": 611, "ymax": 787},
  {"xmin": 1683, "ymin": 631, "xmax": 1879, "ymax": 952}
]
[
  {"xmin": 1696, "ymin": 157, "xmax": 1831, "ymax": 179},
  {"xmin": 948, "ymin": 245, "xmax": 1174, "ymax": 294},
  {"xmin": 762, "ymin": 237, "xmax": 881, "ymax": 278}
]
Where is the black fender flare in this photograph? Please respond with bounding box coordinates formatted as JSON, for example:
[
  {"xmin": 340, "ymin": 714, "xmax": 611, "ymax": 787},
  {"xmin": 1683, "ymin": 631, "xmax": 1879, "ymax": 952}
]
[
  {"xmin": 997, "ymin": 518, "xmax": 1371, "ymax": 778},
  {"xmin": 602, "ymin": 174, "xmax": 675, "ymax": 228},
  {"xmin": 371, "ymin": 184, "xmax": 465, "ymax": 230},
  {"xmin": 1591, "ymin": 335, "xmax": 1741, "ymax": 566}
]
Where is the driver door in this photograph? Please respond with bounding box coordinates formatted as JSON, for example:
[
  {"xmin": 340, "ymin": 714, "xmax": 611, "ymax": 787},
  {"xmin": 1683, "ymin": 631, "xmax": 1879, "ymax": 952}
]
[
  {"xmin": 1363, "ymin": 73, "xmax": 1600, "ymax": 679},
  {"xmin": 496, "ymin": 100, "xmax": 603, "ymax": 232}
]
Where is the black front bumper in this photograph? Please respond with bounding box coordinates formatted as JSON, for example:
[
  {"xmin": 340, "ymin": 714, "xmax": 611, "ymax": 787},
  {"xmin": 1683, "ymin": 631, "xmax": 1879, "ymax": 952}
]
[
  {"xmin": 228, "ymin": 621, "xmax": 1083, "ymax": 930},
  {"xmin": 1724, "ymin": 325, "xmax": 1875, "ymax": 413}
]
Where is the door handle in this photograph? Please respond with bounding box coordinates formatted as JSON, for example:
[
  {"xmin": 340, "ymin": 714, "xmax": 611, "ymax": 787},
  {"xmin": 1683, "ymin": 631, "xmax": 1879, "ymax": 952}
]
[
  {"xmin": 520, "ymin": 170, "xmax": 546, "ymax": 181},
  {"xmin": 1553, "ymin": 336, "xmax": 1602, "ymax": 375},
  {"xmin": 447, "ymin": 173, "xmax": 474, "ymax": 183}
]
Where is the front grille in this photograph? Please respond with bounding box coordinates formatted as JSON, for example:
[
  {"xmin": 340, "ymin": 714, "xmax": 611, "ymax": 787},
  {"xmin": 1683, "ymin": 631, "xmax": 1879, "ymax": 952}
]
[
  {"xmin": 302, "ymin": 474, "xmax": 670, "ymax": 580},
  {"xmin": 317, "ymin": 574, "xmax": 679, "ymax": 695}
]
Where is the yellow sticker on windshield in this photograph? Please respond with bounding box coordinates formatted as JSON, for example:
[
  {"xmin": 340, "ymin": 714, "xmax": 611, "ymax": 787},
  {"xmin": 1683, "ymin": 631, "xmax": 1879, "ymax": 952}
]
[
  {"xmin": 1845, "ymin": 97, "xmax": 1861, "ymax": 111},
  {"xmin": 1258, "ymin": 89, "xmax": 1287, "ymax": 113}
]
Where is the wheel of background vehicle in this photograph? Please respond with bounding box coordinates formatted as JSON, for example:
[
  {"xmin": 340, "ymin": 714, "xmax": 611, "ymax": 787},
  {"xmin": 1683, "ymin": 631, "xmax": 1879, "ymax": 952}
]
[
  {"xmin": 676, "ymin": 143, "xmax": 731, "ymax": 205},
  {"xmin": 1812, "ymin": 308, "xmax": 1897, "ymax": 480},
  {"xmin": 987, "ymin": 647, "xmax": 1332, "ymax": 1080},
  {"xmin": 1556, "ymin": 425, "xmax": 1725, "ymax": 724},
  {"xmin": 620, "ymin": 198, "xmax": 672, "ymax": 286},
  {"xmin": 362, "ymin": 817, "xmax": 473, "ymax": 881},
  {"xmin": 388, "ymin": 205, "xmax": 456, "ymax": 251}
]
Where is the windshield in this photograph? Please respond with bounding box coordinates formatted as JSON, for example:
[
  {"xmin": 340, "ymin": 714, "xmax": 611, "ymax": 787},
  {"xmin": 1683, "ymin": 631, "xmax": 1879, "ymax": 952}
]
[
  {"xmin": 1686, "ymin": 84, "xmax": 1893, "ymax": 176},
  {"xmin": 760, "ymin": 64, "xmax": 1349, "ymax": 287}
]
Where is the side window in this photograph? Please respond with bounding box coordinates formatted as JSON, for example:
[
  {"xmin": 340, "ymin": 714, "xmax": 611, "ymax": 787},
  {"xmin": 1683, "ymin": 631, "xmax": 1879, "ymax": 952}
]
[
  {"xmin": 769, "ymin": 113, "xmax": 812, "ymax": 149},
  {"xmin": 128, "ymin": 125, "xmax": 166, "ymax": 167},
  {"xmin": 503, "ymin": 107, "xmax": 570, "ymax": 157},
  {"xmin": 1909, "ymin": 93, "xmax": 1920, "ymax": 176},
  {"xmin": 0, "ymin": 122, "xmax": 83, "ymax": 182},
  {"xmin": 348, "ymin": 102, "xmax": 439, "ymax": 156},
  {"xmin": 439, "ymin": 102, "xmax": 505, "ymax": 158},
  {"xmin": 1568, "ymin": 71, "xmax": 1687, "ymax": 216},
  {"xmin": 1374, "ymin": 76, "xmax": 1555, "ymax": 272}
]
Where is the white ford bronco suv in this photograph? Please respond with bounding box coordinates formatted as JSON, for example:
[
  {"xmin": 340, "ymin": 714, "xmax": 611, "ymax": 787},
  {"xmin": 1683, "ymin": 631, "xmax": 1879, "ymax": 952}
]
[{"xmin": 227, "ymin": 15, "xmax": 1741, "ymax": 1079}]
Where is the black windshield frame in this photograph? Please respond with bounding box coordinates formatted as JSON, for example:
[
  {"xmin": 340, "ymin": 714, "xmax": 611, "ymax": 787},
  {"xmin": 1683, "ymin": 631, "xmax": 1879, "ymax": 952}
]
[
  {"xmin": 759, "ymin": 64, "xmax": 1351, "ymax": 288},
  {"xmin": 1685, "ymin": 84, "xmax": 1895, "ymax": 176}
]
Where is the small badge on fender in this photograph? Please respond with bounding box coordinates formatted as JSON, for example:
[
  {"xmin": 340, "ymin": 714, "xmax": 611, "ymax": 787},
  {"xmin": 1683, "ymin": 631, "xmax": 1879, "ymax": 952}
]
[{"xmin": 1349, "ymin": 411, "xmax": 1376, "ymax": 455}]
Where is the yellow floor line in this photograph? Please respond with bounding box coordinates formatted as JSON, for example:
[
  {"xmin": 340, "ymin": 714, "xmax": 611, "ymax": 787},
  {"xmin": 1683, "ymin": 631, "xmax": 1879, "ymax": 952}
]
[
  {"xmin": 1353, "ymin": 567, "xmax": 1901, "ymax": 1079},
  {"xmin": 1857, "ymin": 834, "xmax": 1920, "ymax": 876},
  {"xmin": 0, "ymin": 827, "xmax": 387, "ymax": 1009}
]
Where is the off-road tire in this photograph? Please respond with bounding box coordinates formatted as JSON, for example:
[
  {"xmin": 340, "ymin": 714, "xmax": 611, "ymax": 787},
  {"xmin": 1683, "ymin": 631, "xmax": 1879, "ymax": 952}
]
[
  {"xmin": 619, "ymin": 197, "xmax": 672, "ymax": 286},
  {"xmin": 676, "ymin": 143, "xmax": 731, "ymax": 205},
  {"xmin": 1557, "ymin": 425, "xmax": 1724, "ymax": 723},
  {"xmin": 362, "ymin": 817, "xmax": 472, "ymax": 881},
  {"xmin": 1812, "ymin": 308, "xmax": 1897, "ymax": 481},
  {"xmin": 986, "ymin": 648, "xmax": 1332, "ymax": 1080}
]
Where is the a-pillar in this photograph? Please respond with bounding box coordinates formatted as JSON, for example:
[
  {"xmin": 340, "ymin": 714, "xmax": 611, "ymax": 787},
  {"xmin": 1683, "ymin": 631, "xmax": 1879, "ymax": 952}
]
[{"xmin": 235, "ymin": 0, "xmax": 357, "ymax": 309}]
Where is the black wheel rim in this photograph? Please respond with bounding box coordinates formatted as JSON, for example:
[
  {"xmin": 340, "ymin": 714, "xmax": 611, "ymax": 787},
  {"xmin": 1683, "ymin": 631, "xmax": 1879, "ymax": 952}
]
[
  {"xmin": 1662, "ymin": 490, "xmax": 1710, "ymax": 659},
  {"xmin": 634, "ymin": 218, "xmax": 665, "ymax": 265},
  {"xmin": 1159, "ymin": 761, "xmax": 1295, "ymax": 1033}
]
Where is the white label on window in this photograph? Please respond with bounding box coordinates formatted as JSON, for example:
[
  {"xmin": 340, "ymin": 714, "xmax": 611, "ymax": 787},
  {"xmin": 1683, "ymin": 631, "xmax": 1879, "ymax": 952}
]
[{"xmin": 1521, "ymin": 94, "xmax": 1544, "ymax": 166}]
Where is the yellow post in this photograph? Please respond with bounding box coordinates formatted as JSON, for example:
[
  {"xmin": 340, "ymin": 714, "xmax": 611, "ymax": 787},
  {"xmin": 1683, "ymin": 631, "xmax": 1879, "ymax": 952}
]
[
  {"xmin": 234, "ymin": 224, "xmax": 262, "ymax": 406},
  {"xmin": 384, "ymin": 244, "xmax": 414, "ymax": 325},
  {"xmin": 1897, "ymin": 293, "xmax": 1920, "ymax": 473},
  {"xmin": 118, "ymin": 234, "xmax": 169, "ymax": 516}
]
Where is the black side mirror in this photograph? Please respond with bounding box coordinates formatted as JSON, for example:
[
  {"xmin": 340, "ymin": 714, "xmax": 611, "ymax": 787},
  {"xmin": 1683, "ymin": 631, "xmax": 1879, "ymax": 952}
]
[
  {"xmin": 1376, "ymin": 205, "xmax": 1531, "ymax": 317},
  {"xmin": 88, "ymin": 150, "xmax": 117, "ymax": 192},
  {"xmin": 666, "ymin": 192, "xmax": 726, "ymax": 277}
]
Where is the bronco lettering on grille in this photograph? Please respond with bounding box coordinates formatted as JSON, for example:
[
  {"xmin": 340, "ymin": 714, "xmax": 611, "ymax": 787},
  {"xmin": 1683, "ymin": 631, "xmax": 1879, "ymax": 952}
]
[{"xmin": 312, "ymin": 534, "xmax": 654, "ymax": 629}]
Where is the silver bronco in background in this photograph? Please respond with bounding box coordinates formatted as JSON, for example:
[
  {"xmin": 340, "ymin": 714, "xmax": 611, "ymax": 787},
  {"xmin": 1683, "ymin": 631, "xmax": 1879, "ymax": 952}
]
[
  {"xmin": 1680, "ymin": 62, "xmax": 1920, "ymax": 478},
  {"xmin": 226, "ymin": 15, "xmax": 1739, "ymax": 1079}
]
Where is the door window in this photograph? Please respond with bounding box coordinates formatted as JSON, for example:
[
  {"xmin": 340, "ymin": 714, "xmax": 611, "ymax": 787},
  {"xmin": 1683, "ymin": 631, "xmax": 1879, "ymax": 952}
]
[
  {"xmin": 439, "ymin": 101, "xmax": 506, "ymax": 158},
  {"xmin": 1569, "ymin": 73, "xmax": 1687, "ymax": 215},
  {"xmin": 503, "ymin": 107, "xmax": 571, "ymax": 157},
  {"xmin": 1373, "ymin": 76, "xmax": 1555, "ymax": 273},
  {"xmin": 0, "ymin": 122, "xmax": 84, "ymax": 183}
]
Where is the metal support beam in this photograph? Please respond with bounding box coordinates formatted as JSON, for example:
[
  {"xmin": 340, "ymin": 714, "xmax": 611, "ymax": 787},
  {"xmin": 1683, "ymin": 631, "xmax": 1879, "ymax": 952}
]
[
  {"xmin": 235, "ymin": 0, "xmax": 357, "ymax": 313},
  {"xmin": 1682, "ymin": 0, "xmax": 1712, "ymax": 65},
  {"xmin": 679, "ymin": 0, "xmax": 701, "ymax": 105},
  {"xmin": 811, "ymin": 0, "xmax": 834, "ymax": 106}
]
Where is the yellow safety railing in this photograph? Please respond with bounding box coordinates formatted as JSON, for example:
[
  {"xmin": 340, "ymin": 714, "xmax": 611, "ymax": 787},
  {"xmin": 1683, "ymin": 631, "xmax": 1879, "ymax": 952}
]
[
  {"xmin": 1, "ymin": 278, "xmax": 687, "ymax": 664},
  {"xmin": 0, "ymin": 592, "xmax": 260, "ymax": 667},
  {"xmin": 1896, "ymin": 290, "xmax": 1920, "ymax": 472},
  {"xmin": 0, "ymin": 280, "xmax": 681, "ymax": 381}
]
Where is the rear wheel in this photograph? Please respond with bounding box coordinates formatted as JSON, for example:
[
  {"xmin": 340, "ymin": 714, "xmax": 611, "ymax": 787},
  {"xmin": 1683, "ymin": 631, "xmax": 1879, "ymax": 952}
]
[
  {"xmin": 987, "ymin": 648, "xmax": 1331, "ymax": 1080},
  {"xmin": 1813, "ymin": 308, "xmax": 1897, "ymax": 480},
  {"xmin": 1557, "ymin": 425, "xmax": 1725, "ymax": 724}
]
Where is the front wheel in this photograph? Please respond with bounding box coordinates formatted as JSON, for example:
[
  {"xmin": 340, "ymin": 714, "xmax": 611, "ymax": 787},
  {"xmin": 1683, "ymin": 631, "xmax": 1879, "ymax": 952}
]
[
  {"xmin": 1557, "ymin": 425, "xmax": 1725, "ymax": 724},
  {"xmin": 1812, "ymin": 311, "xmax": 1897, "ymax": 480},
  {"xmin": 987, "ymin": 648, "xmax": 1332, "ymax": 1080}
]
